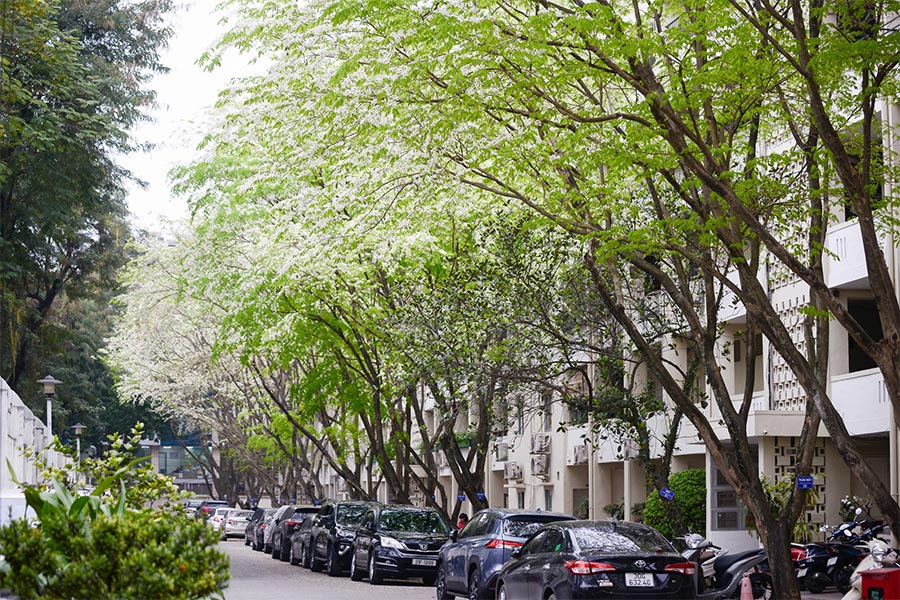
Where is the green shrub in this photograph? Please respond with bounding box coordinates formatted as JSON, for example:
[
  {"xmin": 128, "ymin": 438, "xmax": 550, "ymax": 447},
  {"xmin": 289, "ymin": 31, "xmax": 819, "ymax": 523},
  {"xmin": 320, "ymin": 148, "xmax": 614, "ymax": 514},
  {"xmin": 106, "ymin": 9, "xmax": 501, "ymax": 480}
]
[
  {"xmin": 644, "ymin": 469, "xmax": 706, "ymax": 540},
  {"xmin": 0, "ymin": 424, "xmax": 229, "ymax": 599}
]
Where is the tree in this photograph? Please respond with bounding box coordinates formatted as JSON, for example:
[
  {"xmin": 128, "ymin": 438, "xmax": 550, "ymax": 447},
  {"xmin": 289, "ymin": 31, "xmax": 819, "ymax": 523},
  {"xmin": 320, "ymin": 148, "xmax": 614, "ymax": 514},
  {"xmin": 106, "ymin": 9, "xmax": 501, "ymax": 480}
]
[{"xmin": 0, "ymin": 0, "xmax": 170, "ymax": 393}]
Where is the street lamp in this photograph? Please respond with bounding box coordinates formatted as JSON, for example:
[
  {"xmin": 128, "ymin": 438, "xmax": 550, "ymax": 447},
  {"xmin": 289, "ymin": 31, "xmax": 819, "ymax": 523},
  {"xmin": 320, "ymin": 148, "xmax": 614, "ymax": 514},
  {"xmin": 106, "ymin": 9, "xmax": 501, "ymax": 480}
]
[
  {"xmin": 72, "ymin": 423, "xmax": 85, "ymax": 485},
  {"xmin": 36, "ymin": 375, "xmax": 62, "ymax": 445}
]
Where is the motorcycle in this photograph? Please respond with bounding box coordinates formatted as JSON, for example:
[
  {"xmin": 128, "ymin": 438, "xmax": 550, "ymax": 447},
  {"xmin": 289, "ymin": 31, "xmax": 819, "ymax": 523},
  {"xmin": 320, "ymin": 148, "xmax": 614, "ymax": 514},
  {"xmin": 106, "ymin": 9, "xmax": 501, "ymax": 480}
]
[
  {"xmin": 797, "ymin": 511, "xmax": 881, "ymax": 594},
  {"xmin": 841, "ymin": 538, "xmax": 900, "ymax": 600},
  {"xmin": 680, "ymin": 534, "xmax": 772, "ymax": 599}
]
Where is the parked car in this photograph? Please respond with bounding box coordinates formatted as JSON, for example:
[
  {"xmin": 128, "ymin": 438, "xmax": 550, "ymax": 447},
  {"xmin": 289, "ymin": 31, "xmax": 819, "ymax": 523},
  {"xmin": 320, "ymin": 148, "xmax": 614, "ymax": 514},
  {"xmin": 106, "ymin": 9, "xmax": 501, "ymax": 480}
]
[
  {"xmin": 310, "ymin": 500, "xmax": 377, "ymax": 575},
  {"xmin": 196, "ymin": 499, "xmax": 230, "ymax": 520},
  {"xmin": 182, "ymin": 499, "xmax": 203, "ymax": 518},
  {"xmin": 290, "ymin": 515, "xmax": 318, "ymax": 567},
  {"xmin": 436, "ymin": 508, "xmax": 576, "ymax": 599},
  {"xmin": 263, "ymin": 505, "xmax": 298, "ymax": 554},
  {"xmin": 349, "ymin": 503, "xmax": 450, "ymax": 585},
  {"xmin": 271, "ymin": 506, "xmax": 320, "ymax": 561},
  {"xmin": 493, "ymin": 520, "xmax": 697, "ymax": 600},
  {"xmin": 221, "ymin": 509, "xmax": 254, "ymax": 540},
  {"xmin": 248, "ymin": 507, "xmax": 277, "ymax": 551},
  {"xmin": 208, "ymin": 507, "xmax": 233, "ymax": 532}
]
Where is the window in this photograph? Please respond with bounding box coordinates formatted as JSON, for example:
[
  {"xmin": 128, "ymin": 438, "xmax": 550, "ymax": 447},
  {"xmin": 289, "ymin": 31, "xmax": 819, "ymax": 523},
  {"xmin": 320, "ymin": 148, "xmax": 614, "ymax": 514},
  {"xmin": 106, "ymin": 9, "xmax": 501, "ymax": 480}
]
[
  {"xmin": 517, "ymin": 490, "xmax": 525, "ymax": 509},
  {"xmin": 460, "ymin": 512, "xmax": 490, "ymax": 538},
  {"xmin": 711, "ymin": 466, "xmax": 746, "ymax": 531},
  {"xmin": 542, "ymin": 391, "xmax": 553, "ymax": 431},
  {"xmin": 545, "ymin": 488, "xmax": 553, "ymax": 512},
  {"xmin": 848, "ymin": 299, "xmax": 882, "ymax": 372},
  {"xmin": 520, "ymin": 531, "xmax": 547, "ymax": 556},
  {"xmin": 516, "ymin": 397, "xmax": 525, "ymax": 435},
  {"xmin": 540, "ymin": 528, "xmax": 565, "ymax": 552}
]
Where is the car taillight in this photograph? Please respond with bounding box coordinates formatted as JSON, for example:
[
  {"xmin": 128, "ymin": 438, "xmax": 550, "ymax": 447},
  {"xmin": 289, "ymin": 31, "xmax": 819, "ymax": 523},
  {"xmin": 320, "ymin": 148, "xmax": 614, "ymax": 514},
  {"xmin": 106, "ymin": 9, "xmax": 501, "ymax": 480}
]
[
  {"xmin": 485, "ymin": 539, "xmax": 523, "ymax": 549},
  {"xmin": 285, "ymin": 519, "xmax": 302, "ymax": 527},
  {"xmin": 261, "ymin": 523, "xmax": 268, "ymax": 529},
  {"xmin": 664, "ymin": 562, "xmax": 696, "ymax": 576},
  {"xmin": 564, "ymin": 561, "xmax": 616, "ymax": 575}
]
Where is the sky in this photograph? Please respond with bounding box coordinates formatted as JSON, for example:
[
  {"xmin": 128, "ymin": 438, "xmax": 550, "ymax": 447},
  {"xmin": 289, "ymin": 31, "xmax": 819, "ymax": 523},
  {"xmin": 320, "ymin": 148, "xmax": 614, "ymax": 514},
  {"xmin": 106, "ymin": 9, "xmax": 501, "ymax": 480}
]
[{"xmin": 120, "ymin": 0, "xmax": 245, "ymax": 231}]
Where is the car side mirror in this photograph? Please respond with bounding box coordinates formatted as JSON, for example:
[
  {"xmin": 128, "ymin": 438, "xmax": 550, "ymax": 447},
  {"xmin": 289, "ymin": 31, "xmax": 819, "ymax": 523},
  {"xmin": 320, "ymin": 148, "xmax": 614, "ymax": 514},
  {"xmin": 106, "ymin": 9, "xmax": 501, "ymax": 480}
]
[
  {"xmin": 511, "ymin": 548, "xmax": 522, "ymax": 559},
  {"xmin": 449, "ymin": 530, "xmax": 458, "ymax": 542}
]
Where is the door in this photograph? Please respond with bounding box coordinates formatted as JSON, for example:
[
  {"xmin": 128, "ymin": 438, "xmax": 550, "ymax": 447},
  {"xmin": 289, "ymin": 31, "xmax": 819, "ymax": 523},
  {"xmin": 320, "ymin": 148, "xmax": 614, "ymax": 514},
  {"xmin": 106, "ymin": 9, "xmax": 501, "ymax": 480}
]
[
  {"xmin": 447, "ymin": 512, "xmax": 490, "ymax": 592},
  {"xmin": 528, "ymin": 528, "xmax": 566, "ymax": 599},
  {"xmin": 503, "ymin": 531, "xmax": 548, "ymax": 599}
]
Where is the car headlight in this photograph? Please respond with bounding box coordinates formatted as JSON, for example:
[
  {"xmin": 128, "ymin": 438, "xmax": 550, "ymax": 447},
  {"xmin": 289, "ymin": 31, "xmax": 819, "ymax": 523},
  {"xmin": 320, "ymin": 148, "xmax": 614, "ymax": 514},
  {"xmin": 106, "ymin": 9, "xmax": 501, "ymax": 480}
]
[{"xmin": 380, "ymin": 536, "xmax": 405, "ymax": 550}]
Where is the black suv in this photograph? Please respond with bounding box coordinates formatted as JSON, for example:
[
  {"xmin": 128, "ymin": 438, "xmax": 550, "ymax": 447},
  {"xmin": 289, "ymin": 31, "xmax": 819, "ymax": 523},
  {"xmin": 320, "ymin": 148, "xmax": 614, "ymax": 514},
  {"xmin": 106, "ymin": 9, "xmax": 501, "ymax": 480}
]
[
  {"xmin": 310, "ymin": 500, "xmax": 377, "ymax": 576},
  {"xmin": 350, "ymin": 503, "xmax": 450, "ymax": 586}
]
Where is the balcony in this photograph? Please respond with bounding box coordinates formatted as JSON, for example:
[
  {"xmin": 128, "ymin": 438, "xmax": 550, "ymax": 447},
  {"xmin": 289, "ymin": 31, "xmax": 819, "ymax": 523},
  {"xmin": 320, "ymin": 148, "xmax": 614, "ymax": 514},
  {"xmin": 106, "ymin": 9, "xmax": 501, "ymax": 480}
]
[
  {"xmin": 824, "ymin": 220, "xmax": 884, "ymax": 290},
  {"xmin": 830, "ymin": 368, "xmax": 890, "ymax": 436}
]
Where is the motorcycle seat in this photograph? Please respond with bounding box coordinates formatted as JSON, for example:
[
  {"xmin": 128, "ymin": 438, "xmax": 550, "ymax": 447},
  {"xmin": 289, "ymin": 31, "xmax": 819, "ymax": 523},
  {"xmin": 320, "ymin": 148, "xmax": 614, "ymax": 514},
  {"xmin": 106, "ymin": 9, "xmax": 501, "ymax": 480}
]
[{"xmin": 714, "ymin": 548, "xmax": 764, "ymax": 573}]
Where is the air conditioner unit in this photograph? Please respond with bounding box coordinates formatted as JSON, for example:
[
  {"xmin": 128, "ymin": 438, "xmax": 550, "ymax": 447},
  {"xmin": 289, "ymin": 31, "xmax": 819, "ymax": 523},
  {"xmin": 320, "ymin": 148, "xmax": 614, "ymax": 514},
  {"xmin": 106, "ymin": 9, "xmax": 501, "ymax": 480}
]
[
  {"xmin": 531, "ymin": 432, "xmax": 551, "ymax": 454},
  {"xmin": 573, "ymin": 444, "xmax": 589, "ymax": 465},
  {"xmin": 622, "ymin": 439, "xmax": 639, "ymax": 460},
  {"xmin": 504, "ymin": 461, "xmax": 523, "ymax": 480},
  {"xmin": 494, "ymin": 442, "xmax": 509, "ymax": 462},
  {"xmin": 532, "ymin": 454, "xmax": 550, "ymax": 479}
]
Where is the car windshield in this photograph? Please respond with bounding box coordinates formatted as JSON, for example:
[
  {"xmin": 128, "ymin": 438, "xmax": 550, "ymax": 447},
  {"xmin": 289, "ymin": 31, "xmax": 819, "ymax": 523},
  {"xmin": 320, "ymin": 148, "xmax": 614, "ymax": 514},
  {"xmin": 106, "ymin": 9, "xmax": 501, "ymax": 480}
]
[
  {"xmin": 571, "ymin": 524, "xmax": 676, "ymax": 554},
  {"xmin": 234, "ymin": 511, "xmax": 253, "ymax": 518},
  {"xmin": 379, "ymin": 510, "xmax": 448, "ymax": 534},
  {"xmin": 502, "ymin": 517, "xmax": 567, "ymax": 538},
  {"xmin": 336, "ymin": 504, "xmax": 370, "ymax": 526}
]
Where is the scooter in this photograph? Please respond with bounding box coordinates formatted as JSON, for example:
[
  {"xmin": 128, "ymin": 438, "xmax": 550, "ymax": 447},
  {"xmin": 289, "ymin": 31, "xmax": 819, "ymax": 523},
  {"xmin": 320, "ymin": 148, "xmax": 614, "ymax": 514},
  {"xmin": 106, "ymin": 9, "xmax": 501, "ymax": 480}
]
[
  {"xmin": 797, "ymin": 512, "xmax": 876, "ymax": 593},
  {"xmin": 680, "ymin": 533, "xmax": 728, "ymax": 591},
  {"xmin": 680, "ymin": 534, "xmax": 772, "ymax": 599},
  {"xmin": 841, "ymin": 538, "xmax": 900, "ymax": 600}
]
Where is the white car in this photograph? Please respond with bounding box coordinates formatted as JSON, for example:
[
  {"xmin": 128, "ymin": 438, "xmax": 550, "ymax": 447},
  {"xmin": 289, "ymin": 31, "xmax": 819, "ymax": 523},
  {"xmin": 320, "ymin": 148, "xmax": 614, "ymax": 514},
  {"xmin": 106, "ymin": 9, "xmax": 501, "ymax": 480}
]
[{"xmin": 208, "ymin": 507, "xmax": 234, "ymax": 532}]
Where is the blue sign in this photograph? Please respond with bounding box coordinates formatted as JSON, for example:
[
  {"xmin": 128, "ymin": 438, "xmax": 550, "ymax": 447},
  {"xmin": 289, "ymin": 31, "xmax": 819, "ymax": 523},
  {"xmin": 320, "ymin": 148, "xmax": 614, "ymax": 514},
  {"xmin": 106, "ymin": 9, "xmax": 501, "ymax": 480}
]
[
  {"xmin": 476, "ymin": 491, "xmax": 486, "ymax": 501},
  {"xmin": 313, "ymin": 499, "xmax": 322, "ymax": 506},
  {"xmin": 797, "ymin": 476, "xmax": 814, "ymax": 490},
  {"xmin": 290, "ymin": 498, "xmax": 296, "ymax": 503},
  {"xmin": 659, "ymin": 487, "xmax": 675, "ymax": 501},
  {"xmin": 431, "ymin": 494, "xmax": 436, "ymax": 501},
  {"xmin": 457, "ymin": 494, "xmax": 466, "ymax": 502}
]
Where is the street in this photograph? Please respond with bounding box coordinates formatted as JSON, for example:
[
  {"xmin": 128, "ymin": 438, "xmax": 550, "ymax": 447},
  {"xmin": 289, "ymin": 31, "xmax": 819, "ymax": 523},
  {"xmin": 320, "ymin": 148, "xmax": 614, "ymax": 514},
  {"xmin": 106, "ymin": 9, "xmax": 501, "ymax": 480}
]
[{"xmin": 220, "ymin": 539, "xmax": 435, "ymax": 600}]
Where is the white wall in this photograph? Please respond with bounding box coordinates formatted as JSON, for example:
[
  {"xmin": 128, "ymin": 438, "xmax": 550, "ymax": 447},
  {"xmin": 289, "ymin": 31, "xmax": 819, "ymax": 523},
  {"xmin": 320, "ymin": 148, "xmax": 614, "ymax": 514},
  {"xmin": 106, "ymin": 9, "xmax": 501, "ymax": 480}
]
[{"xmin": 0, "ymin": 378, "xmax": 66, "ymax": 525}]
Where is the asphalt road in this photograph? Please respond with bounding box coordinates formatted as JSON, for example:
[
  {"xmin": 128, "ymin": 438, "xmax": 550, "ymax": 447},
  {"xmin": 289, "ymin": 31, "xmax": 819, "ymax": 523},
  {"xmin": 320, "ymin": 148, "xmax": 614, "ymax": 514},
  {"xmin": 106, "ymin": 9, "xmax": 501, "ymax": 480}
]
[{"xmin": 220, "ymin": 538, "xmax": 436, "ymax": 600}]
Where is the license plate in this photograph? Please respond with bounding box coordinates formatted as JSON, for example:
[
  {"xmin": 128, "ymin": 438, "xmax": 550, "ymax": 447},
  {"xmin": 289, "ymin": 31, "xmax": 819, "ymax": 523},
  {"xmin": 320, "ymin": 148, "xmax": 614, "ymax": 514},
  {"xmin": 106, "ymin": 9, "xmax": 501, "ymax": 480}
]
[
  {"xmin": 412, "ymin": 559, "xmax": 436, "ymax": 567},
  {"xmin": 827, "ymin": 557, "xmax": 838, "ymax": 566},
  {"xmin": 797, "ymin": 568, "xmax": 807, "ymax": 578},
  {"xmin": 625, "ymin": 572, "xmax": 654, "ymax": 587}
]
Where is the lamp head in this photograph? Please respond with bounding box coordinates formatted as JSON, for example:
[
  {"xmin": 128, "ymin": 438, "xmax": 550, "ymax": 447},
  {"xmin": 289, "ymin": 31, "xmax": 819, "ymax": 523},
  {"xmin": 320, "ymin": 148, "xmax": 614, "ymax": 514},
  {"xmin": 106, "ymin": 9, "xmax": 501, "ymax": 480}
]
[
  {"xmin": 37, "ymin": 375, "xmax": 63, "ymax": 395},
  {"xmin": 72, "ymin": 423, "xmax": 85, "ymax": 437}
]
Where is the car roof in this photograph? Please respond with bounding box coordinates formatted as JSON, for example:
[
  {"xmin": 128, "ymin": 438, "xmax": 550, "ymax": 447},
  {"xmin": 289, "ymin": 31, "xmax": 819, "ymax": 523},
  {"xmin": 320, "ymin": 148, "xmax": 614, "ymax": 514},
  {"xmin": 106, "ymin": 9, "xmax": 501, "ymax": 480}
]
[{"xmin": 477, "ymin": 508, "xmax": 576, "ymax": 520}]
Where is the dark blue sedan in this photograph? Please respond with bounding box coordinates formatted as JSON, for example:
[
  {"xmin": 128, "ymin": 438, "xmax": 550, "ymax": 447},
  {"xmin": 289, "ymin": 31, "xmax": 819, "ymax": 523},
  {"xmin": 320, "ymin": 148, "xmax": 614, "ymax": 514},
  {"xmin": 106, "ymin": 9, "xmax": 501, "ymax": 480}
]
[
  {"xmin": 494, "ymin": 520, "xmax": 697, "ymax": 600},
  {"xmin": 436, "ymin": 508, "xmax": 575, "ymax": 599}
]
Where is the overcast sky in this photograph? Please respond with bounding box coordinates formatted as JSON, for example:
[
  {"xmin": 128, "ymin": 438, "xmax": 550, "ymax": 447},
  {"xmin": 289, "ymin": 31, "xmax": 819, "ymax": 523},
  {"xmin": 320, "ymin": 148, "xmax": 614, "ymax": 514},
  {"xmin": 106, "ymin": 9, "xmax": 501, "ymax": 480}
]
[{"xmin": 120, "ymin": 0, "xmax": 244, "ymax": 230}]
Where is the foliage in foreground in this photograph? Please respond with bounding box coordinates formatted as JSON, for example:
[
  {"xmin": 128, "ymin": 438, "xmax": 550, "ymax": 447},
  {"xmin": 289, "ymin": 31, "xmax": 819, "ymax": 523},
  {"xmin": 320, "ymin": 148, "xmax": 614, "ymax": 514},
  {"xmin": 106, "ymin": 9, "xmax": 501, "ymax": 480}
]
[{"xmin": 0, "ymin": 425, "xmax": 229, "ymax": 599}]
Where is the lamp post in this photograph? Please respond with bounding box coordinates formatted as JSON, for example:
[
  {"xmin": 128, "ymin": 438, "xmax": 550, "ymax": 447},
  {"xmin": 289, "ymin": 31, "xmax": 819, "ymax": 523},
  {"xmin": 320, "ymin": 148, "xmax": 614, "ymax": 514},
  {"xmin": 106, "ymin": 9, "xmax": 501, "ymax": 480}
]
[
  {"xmin": 72, "ymin": 423, "xmax": 85, "ymax": 475},
  {"xmin": 36, "ymin": 375, "xmax": 62, "ymax": 446}
]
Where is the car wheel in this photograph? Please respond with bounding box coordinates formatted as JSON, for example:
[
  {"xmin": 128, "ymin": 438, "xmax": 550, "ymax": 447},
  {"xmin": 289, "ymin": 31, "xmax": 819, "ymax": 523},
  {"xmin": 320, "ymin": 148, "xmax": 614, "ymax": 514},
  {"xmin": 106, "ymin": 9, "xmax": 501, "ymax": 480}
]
[
  {"xmin": 496, "ymin": 583, "xmax": 508, "ymax": 600},
  {"xmin": 368, "ymin": 552, "xmax": 383, "ymax": 585},
  {"xmin": 547, "ymin": 594, "xmax": 557, "ymax": 600},
  {"xmin": 436, "ymin": 564, "xmax": 453, "ymax": 600},
  {"xmin": 271, "ymin": 538, "xmax": 281, "ymax": 560},
  {"xmin": 311, "ymin": 543, "xmax": 325, "ymax": 572},
  {"xmin": 326, "ymin": 542, "xmax": 342, "ymax": 576},
  {"xmin": 467, "ymin": 569, "xmax": 482, "ymax": 600},
  {"xmin": 350, "ymin": 549, "xmax": 364, "ymax": 581},
  {"xmin": 302, "ymin": 542, "xmax": 312, "ymax": 569}
]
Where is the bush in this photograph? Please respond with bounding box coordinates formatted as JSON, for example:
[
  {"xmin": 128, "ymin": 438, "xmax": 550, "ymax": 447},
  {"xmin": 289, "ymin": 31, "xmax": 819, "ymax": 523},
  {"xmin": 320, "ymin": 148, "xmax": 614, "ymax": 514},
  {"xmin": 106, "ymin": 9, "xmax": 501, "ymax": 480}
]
[
  {"xmin": 0, "ymin": 424, "xmax": 229, "ymax": 599},
  {"xmin": 644, "ymin": 469, "xmax": 706, "ymax": 540},
  {"xmin": 0, "ymin": 509, "xmax": 228, "ymax": 599}
]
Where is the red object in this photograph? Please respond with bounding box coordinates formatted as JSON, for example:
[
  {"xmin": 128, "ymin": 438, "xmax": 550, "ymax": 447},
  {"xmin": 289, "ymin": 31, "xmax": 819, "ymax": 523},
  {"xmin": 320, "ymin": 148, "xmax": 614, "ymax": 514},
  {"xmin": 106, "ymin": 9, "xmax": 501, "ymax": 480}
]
[
  {"xmin": 484, "ymin": 539, "xmax": 522, "ymax": 549},
  {"xmin": 861, "ymin": 568, "xmax": 900, "ymax": 599},
  {"xmin": 563, "ymin": 561, "xmax": 615, "ymax": 575},
  {"xmin": 664, "ymin": 562, "xmax": 696, "ymax": 576}
]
